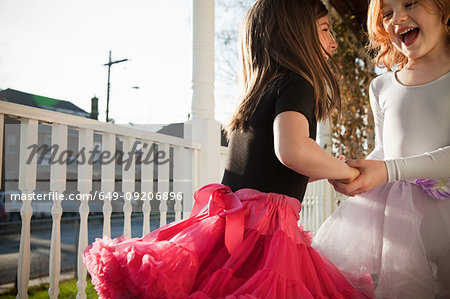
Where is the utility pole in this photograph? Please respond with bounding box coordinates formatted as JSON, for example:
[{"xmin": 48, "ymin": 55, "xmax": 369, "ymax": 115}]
[{"xmin": 104, "ymin": 50, "xmax": 128, "ymax": 122}]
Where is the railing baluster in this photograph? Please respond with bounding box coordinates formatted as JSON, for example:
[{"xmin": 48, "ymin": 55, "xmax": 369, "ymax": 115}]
[
  {"xmin": 183, "ymin": 148, "xmax": 199, "ymax": 219},
  {"xmin": 122, "ymin": 137, "xmax": 135, "ymax": 238},
  {"xmin": 302, "ymin": 198, "xmax": 306, "ymax": 226},
  {"xmin": 319, "ymin": 181, "xmax": 325, "ymax": 226},
  {"xmin": 76, "ymin": 128, "xmax": 93, "ymax": 299},
  {"xmin": 141, "ymin": 141, "xmax": 153, "ymax": 236},
  {"xmin": 0, "ymin": 113, "xmax": 4, "ymax": 190},
  {"xmin": 173, "ymin": 146, "xmax": 187, "ymax": 221},
  {"xmin": 301, "ymin": 192, "xmax": 306, "ymax": 228},
  {"xmin": 302, "ymin": 202, "xmax": 306, "ymax": 227},
  {"xmin": 322, "ymin": 181, "xmax": 328, "ymax": 223},
  {"xmin": 17, "ymin": 118, "xmax": 38, "ymax": 299},
  {"xmin": 307, "ymin": 197, "xmax": 313, "ymax": 231},
  {"xmin": 184, "ymin": 147, "xmax": 195, "ymax": 219},
  {"xmin": 158, "ymin": 143, "xmax": 170, "ymax": 227},
  {"xmin": 299, "ymin": 204, "xmax": 304, "ymax": 227},
  {"xmin": 48, "ymin": 124, "xmax": 67, "ymax": 299},
  {"xmin": 313, "ymin": 195, "xmax": 319, "ymax": 234},
  {"xmin": 316, "ymin": 183, "xmax": 320, "ymax": 228},
  {"xmin": 324, "ymin": 180, "xmax": 339, "ymax": 220},
  {"xmin": 101, "ymin": 133, "xmax": 115, "ymax": 238},
  {"xmin": 311, "ymin": 183, "xmax": 317, "ymax": 233},
  {"xmin": 313, "ymin": 183, "xmax": 319, "ymax": 231},
  {"xmin": 299, "ymin": 186, "xmax": 304, "ymax": 226},
  {"xmin": 192, "ymin": 148, "xmax": 200, "ymax": 193}
]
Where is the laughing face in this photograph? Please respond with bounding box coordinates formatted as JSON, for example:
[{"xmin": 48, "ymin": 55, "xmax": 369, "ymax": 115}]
[{"xmin": 381, "ymin": 0, "xmax": 446, "ymax": 61}]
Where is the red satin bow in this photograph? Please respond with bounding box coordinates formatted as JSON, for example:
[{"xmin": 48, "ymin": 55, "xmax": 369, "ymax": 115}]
[{"xmin": 191, "ymin": 184, "xmax": 244, "ymax": 257}]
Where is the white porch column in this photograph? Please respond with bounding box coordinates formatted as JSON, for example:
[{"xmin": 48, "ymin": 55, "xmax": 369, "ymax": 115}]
[
  {"xmin": 185, "ymin": 0, "xmax": 221, "ymax": 188},
  {"xmin": 317, "ymin": 119, "xmax": 332, "ymax": 154},
  {"xmin": 191, "ymin": 0, "xmax": 215, "ymax": 120}
]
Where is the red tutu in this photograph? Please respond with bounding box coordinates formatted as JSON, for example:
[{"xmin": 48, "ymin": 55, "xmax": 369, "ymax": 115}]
[{"xmin": 83, "ymin": 184, "xmax": 373, "ymax": 298}]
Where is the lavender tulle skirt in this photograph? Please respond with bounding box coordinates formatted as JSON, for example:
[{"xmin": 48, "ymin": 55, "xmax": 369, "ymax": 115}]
[{"xmin": 312, "ymin": 181, "xmax": 450, "ymax": 298}]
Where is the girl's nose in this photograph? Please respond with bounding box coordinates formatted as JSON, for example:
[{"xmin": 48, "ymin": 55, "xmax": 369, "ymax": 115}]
[
  {"xmin": 392, "ymin": 10, "xmax": 408, "ymax": 25},
  {"xmin": 330, "ymin": 32, "xmax": 338, "ymax": 52},
  {"xmin": 330, "ymin": 39, "xmax": 338, "ymax": 51}
]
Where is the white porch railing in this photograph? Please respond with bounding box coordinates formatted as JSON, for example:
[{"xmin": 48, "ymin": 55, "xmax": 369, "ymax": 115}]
[
  {"xmin": 301, "ymin": 179, "xmax": 345, "ymax": 234},
  {"xmin": 1, "ymin": 101, "xmax": 202, "ymax": 298},
  {"xmin": 1, "ymin": 100, "xmax": 342, "ymax": 298}
]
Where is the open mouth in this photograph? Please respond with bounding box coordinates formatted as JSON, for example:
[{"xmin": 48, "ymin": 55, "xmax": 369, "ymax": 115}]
[{"xmin": 399, "ymin": 28, "xmax": 419, "ymax": 46}]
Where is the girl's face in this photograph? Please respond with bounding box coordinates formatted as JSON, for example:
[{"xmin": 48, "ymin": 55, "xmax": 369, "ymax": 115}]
[
  {"xmin": 381, "ymin": 0, "xmax": 446, "ymax": 61},
  {"xmin": 317, "ymin": 15, "xmax": 338, "ymax": 60}
]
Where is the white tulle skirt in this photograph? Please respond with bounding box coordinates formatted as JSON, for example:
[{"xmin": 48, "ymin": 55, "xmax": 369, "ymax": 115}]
[{"xmin": 312, "ymin": 181, "xmax": 450, "ymax": 299}]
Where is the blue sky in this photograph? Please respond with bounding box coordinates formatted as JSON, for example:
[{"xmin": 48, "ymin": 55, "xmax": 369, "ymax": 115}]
[{"xmin": 0, "ymin": 0, "xmax": 245, "ymax": 125}]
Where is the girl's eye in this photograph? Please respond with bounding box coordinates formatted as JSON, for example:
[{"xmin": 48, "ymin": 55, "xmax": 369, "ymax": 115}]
[
  {"xmin": 382, "ymin": 11, "xmax": 393, "ymax": 19},
  {"xmin": 406, "ymin": 1, "xmax": 418, "ymax": 8}
]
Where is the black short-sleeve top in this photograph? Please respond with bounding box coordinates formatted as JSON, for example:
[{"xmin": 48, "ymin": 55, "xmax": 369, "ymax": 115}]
[{"xmin": 221, "ymin": 72, "xmax": 317, "ymax": 201}]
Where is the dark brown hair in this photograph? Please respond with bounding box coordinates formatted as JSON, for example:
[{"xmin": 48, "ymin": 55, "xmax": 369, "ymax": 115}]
[{"xmin": 227, "ymin": 0, "xmax": 341, "ymax": 136}]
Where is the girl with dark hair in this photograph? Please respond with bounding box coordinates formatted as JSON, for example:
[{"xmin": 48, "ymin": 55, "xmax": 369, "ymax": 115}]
[{"xmin": 83, "ymin": 0, "xmax": 373, "ymax": 297}]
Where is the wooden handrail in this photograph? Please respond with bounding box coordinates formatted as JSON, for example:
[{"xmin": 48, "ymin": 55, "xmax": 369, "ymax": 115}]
[{"xmin": 0, "ymin": 101, "xmax": 201, "ymax": 150}]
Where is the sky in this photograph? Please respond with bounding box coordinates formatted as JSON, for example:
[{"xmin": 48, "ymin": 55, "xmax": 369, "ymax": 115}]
[{"xmin": 0, "ymin": 0, "xmax": 243, "ymax": 125}]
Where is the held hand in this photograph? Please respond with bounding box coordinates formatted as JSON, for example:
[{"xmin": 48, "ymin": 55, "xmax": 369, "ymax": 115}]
[
  {"xmin": 331, "ymin": 159, "xmax": 388, "ymax": 196},
  {"xmin": 328, "ymin": 155, "xmax": 360, "ymax": 184},
  {"xmin": 338, "ymin": 164, "xmax": 360, "ymax": 184}
]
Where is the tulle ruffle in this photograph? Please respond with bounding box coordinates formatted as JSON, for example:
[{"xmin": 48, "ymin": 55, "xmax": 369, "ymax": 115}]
[
  {"xmin": 313, "ymin": 181, "xmax": 450, "ymax": 298},
  {"xmin": 84, "ymin": 184, "xmax": 373, "ymax": 298},
  {"xmin": 415, "ymin": 178, "xmax": 450, "ymax": 200}
]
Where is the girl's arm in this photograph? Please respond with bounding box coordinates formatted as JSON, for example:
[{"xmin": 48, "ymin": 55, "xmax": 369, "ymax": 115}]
[
  {"xmin": 385, "ymin": 146, "xmax": 450, "ymax": 181},
  {"xmin": 332, "ymin": 146, "xmax": 450, "ymax": 196},
  {"xmin": 273, "ymin": 111, "xmax": 359, "ymax": 182}
]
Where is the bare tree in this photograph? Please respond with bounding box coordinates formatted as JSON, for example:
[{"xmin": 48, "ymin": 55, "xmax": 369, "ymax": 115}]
[
  {"xmin": 328, "ymin": 8, "xmax": 377, "ymax": 159},
  {"xmin": 215, "ymin": 0, "xmax": 255, "ymax": 124}
]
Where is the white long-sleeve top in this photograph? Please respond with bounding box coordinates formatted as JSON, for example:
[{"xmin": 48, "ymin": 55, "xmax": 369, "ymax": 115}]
[{"xmin": 367, "ymin": 71, "xmax": 450, "ymax": 182}]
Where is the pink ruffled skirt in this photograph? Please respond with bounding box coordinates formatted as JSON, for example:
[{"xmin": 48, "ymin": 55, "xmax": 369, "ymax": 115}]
[{"xmin": 83, "ymin": 184, "xmax": 373, "ymax": 299}]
